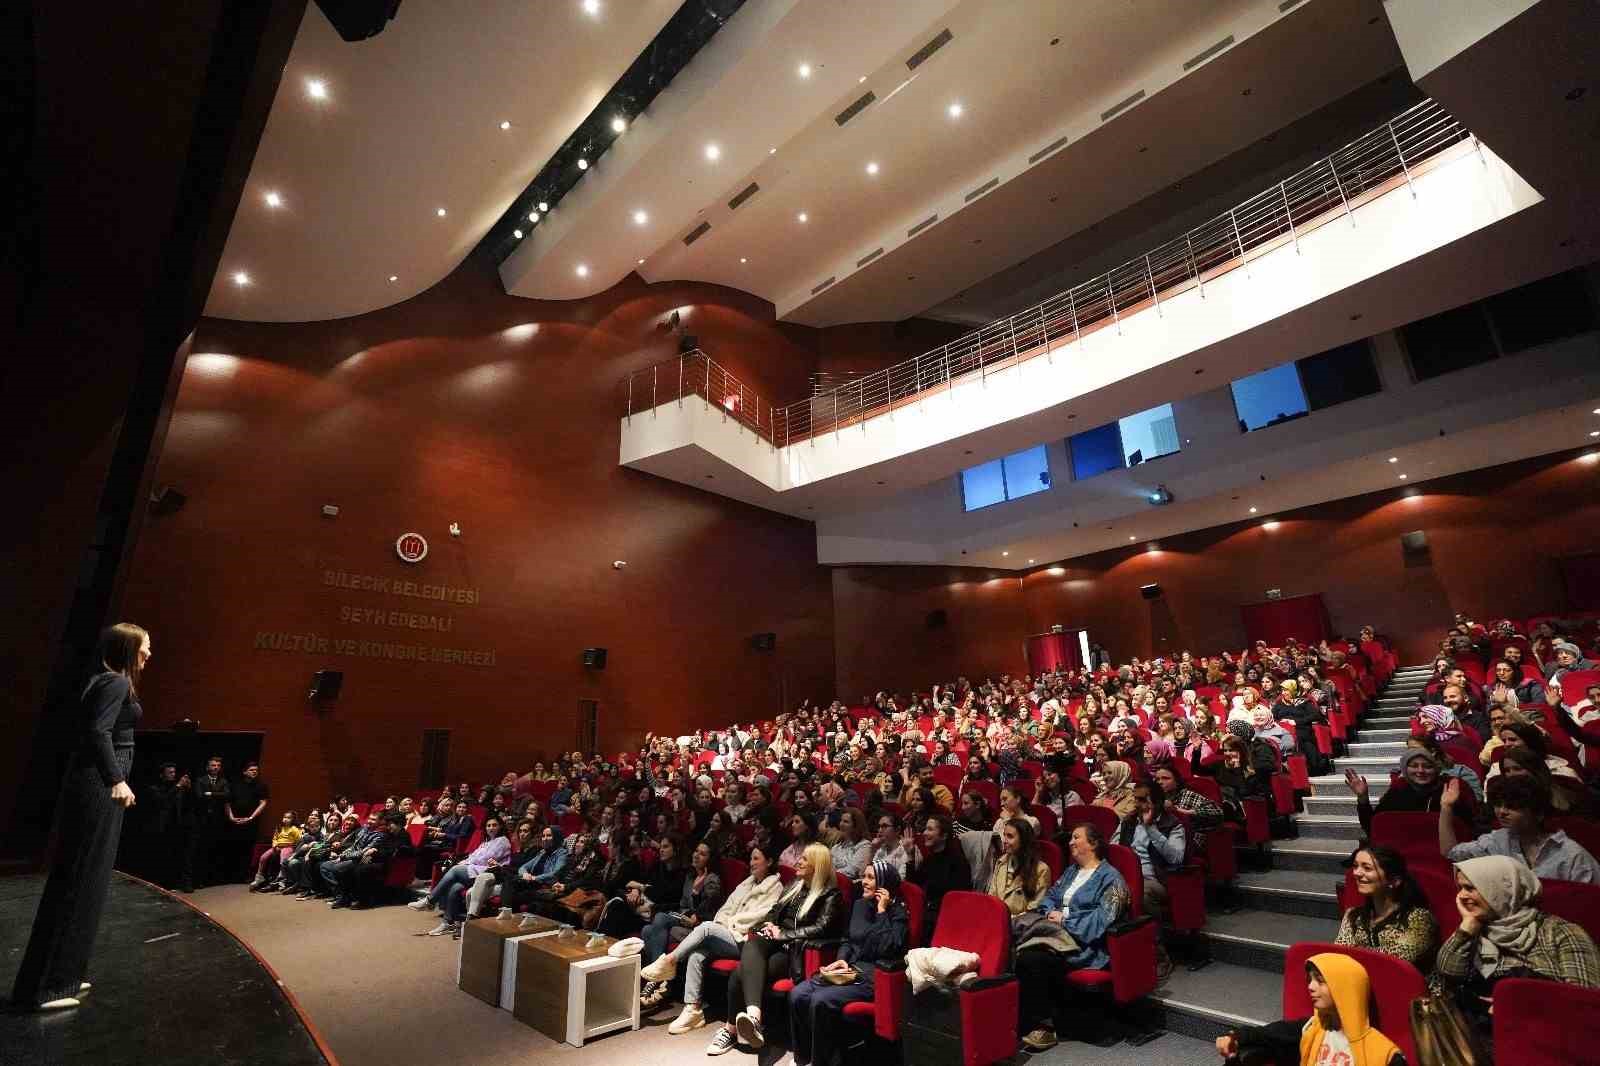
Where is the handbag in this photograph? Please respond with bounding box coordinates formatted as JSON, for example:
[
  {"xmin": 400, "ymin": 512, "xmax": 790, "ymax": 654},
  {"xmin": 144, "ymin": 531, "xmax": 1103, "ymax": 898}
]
[
  {"xmin": 556, "ymin": 888, "xmax": 606, "ymax": 930},
  {"xmin": 1409, "ymin": 992, "xmax": 1489, "ymax": 1066}
]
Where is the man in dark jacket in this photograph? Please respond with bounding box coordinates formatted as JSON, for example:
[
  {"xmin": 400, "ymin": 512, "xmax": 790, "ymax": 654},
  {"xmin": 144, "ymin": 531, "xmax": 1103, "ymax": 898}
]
[
  {"xmin": 326, "ymin": 814, "xmax": 408, "ymax": 908},
  {"xmin": 142, "ymin": 762, "xmax": 191, "ymax": 889},
  {"xmin": 907, "ymin": 814, "xmax": 971, "ymax": 933},
  {"xmin": 313, "ymin": 811, "xmax": 384, "ymax": 899},
  {"xmin": 189, "ymin": 755, "xmax": 230, "ymax": 890}
]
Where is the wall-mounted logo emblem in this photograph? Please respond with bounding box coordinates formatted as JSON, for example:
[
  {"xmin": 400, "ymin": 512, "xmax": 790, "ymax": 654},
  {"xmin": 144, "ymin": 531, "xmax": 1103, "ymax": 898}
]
[{"xmin": 395, "ymin": 533, "xmax": 428, "ymax": 564}]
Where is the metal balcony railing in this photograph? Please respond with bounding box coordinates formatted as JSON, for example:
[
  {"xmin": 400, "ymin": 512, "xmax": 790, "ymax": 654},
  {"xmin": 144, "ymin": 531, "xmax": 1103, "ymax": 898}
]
[{"xmin": 623, "ymin": 99, "xmax": 1475, "ymax": 448}]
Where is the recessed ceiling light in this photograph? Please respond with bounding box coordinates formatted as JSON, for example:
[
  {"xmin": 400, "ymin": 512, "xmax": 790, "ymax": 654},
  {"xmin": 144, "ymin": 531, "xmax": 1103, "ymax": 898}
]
[
  {"xmin": 1591, "ymin": 430, "xmax": 1600, "ymax": 438},
  {"xmin": 858, "ymin": 75, "xmax": 867, "ymax": 83},
  {"xmin": 1387, "ymin": 456, "xmax": 1399, "ymax": 463},
  {"xmin": 538, "ymin": 201, "xmax": 549, "ymax": 212},
  {"xmin": 632, "ymin": 209, "xmax": 648, "ymax": 225},
  {"xmin": 263, "ymin": 191, "xmax": 283, "ymax": 208},
  {"xmin": 582, "ymin": 0, "xmax": 600, "ymax": 15},
  {"xmin": 769, "ymin": 147, "xmax": 777, "ymax": 155},
  {"xmin": 1592, "ymin": 408, "xmax": 1600, "ymax": 415},
  {"xmin": 704, "ymin": 143, "xmax": 721, "ymax": 161},
  {"xmin": 528, "ymin": 211, "xmax": 540, "ymax": 222},
  {"xmin": 1002, "ymin": 551, "xmax": 1009, "ymax": 557},
  {"xmin": 1028, "ymin": 559, "xmax": 1034, "ymax": 564},
  {"xmin": 232, "ymin": 271, "xmax": 250, "ymax": 286},
  {"xmin": 798, "ymin": 63, "xmax": 812, "ymax": 78},
  {"xmin": 611, "ymin": 116, "xmax": 627, "ymax": 133},
  {"xmin": 797, "ymin": 211, "xmax": 809, "ymax": 223},
  {"xmin": 947, "ymin": 102, "xmax": 963, "ymax": 118},
  {"xmin": 1128, "ymin": 535, "xmax": 1137, "ymax": 541},
  {"xmin": 305, "ymin": 78, "xmax": 328, "ymax": 100},
  {"xmin": 388, "ymin": 275, "xmax": 398, "ymax": 282},
  {"xmin": 436, "ymin": 207, "xmax": 447, "ymax": 217},
  {"xmin": 576, "ymin": 158, "xmax": 589, "ymax": 170},
  {"xmin": 637, "ymin": 258, "xmax": 645, "ymax": 265},
  {"xmin": 1249, "ymin": 506, "xmax": 1257, "ymax": 513},
  {"xmin": 513, "ymin": 229, "xmax": 523, "ymax": 239},
  {"xmin": 739, "ymin": 257, "xmax": 748, "ymax": 264},
  {"xmin": 500, "ymin": 120, "xmax": 511, "ymax": 130},
  {"xmin": 575, "ymin": 264, "xmax": 589, "ymax": 277},
  {"xmin": 865, "ymin": 161, "xmax": 879, "ymax": 175},
  {"xmin": 1398, "ymin": 473, "xmax": 1408, "ymax": 480}
]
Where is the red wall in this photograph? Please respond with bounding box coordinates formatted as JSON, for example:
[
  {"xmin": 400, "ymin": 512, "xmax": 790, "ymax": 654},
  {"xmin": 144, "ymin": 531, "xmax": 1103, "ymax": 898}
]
[{"xmin": 120, "ymin": 260, "xmax": 960, "ymax": 808}]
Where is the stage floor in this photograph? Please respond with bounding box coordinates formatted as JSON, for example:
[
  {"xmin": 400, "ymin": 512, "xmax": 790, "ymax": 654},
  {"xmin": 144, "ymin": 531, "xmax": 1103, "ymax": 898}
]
[{"xmin": 0, "ymin": 873, "xmax": 330, "ymax": 1066}]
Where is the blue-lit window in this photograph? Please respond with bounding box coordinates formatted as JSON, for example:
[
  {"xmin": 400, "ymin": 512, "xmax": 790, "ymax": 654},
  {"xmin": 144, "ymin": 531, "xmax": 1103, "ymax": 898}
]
[
  {"xmin": 1231, "ymin": 363, "xmax": 1309, "ymax": 432},
  {"xmin": 1068, "ymin": 404, "xmax": 1181, "ymax": 479},
  {"xmin": 960, "ymin": 445, "xmax": 1051, "ymax": 511}
]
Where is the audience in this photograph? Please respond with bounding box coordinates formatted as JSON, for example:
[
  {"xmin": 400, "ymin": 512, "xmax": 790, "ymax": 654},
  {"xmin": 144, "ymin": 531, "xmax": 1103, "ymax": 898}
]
[
  {"xmin": 1335, "ymin": 843, "xmax": 1439, "ymax": 969},
  {"xmin": 1439, "ymin": 774, "xmax": 1600, "ymax": 882}
]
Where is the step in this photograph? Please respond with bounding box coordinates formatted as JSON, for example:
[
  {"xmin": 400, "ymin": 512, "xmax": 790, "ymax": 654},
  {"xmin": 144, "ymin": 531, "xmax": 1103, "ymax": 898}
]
[
  {"xmin": 1292, "ymin": 815, "xmax": 1364, "ymax": 842},
  {"xmin": 1150, "ymin": 960, "xmax": 1282, "ymax": 1041},
  {"xmin": 1198, "ymin": 907, "xmax": 1341, "ymax": 969},
  {"xmin": 1374, "ymin": 698, "xmax": 1419, "ymax": 710},
  {"xmin": 1358, "ymin": 716, "xmax": 1411, "ymax": 728},
  {"xmin": 1347, "ymin": 741, "xmax": 1408, "ymax": 757},
  {"xmin": 1267, "ymin": 837, "xmax": 1352, "ymax": 874},
  {"xmin": 1301, "ymin": 794, "xmax": 1362, "ymax": 817},
  {"xmin": 1307, "ymin": 774, "xmax": 1388, "ymax": 799},
  {"xmin": 1232, "ymin": 868, "xmax": 1342, "ymax": 919},
  {"xmin": 1352, "ymin": 728, "xmax": 1410, "ymax": 741}
]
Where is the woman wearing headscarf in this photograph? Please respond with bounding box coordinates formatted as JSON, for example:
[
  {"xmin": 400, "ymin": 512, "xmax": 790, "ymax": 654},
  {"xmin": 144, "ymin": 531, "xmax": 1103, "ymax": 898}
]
[
  {"xmin": 1413, "ymin": 704, "xmax": 1463, "ymax": 745},
  {"xmin": 1249, "ymin": 705, "xmax": 1296, "ymax": 762},
  {"xmin": 1344, "ymin": 747, "xmax": 1475, "ymax": 837},
  {"xmin": 785, "ymin": 857, "xmax": 909, "ymax": 1065},
  {"xmin": 1432, "ymin": 854, "xmax": 1600, "ymax": 1042},
  {"xmin": 1090, "ymin": 760, "xmax": 1138, "ymax": 820}
]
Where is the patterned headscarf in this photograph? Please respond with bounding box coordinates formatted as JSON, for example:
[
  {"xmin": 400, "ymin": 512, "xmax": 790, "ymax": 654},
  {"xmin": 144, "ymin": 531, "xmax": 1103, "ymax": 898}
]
[
  {"xmin": 1416, "ymin": 704, "xmax": 1461, "ymax": 742},
  {"xmin": 871, "ymin": 856, "xmax": 902, "ymax": 895}
]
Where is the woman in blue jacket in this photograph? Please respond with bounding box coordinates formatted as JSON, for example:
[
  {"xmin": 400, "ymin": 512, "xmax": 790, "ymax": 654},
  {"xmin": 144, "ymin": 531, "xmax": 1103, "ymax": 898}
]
[
  {"xmin": 1014, "ymin": 823, "xmax": 1130, "ymax": 1051},
  {"xmin": 784, "ymin": 858, "xmax": 910, "ymax": 1065}
]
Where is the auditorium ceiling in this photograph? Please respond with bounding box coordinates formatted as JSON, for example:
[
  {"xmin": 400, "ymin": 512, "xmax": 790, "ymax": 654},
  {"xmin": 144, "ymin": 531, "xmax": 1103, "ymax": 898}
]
[{"xmin": 205, "ymin": 0, "xmax": 1405, "ymax": 326}]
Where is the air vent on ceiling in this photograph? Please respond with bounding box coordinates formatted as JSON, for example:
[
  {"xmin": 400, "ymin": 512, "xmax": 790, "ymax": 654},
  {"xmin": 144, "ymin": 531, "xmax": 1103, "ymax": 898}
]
[
  {"xmin": 1278, "ymin": 0, "xmax": 1306, "ymax": 10},
  {"xmin": 856, "ymin": 247, "xmax": 884, "ymax": 268},
  {"xmin": 964, "ymin": 177, "xmax": 1000, "ymax": 203},
  {"xmin": 1182, "ymin": 34, "xmax": 1235, "ymax": 71},
  {"xmin": 682, "ymin": 221, "xmax": 711, "ymax": 246},
  {"xmin": 905, "ymin": 27, "xmax": 953, "ymax": 70},
  {"xmin": 810, "ymin": 276, "xmax": 837, "ymax": 295},
  {"xmin": 727, "ymin": 182, "xmax": 760, "ymax": 210},
  {"xmin": 1101, "ymin": 89, "xmax": 1146, "ymax": 123},
  {"xmin": 1028, "ymin": 135, "xmax": 1069, "ymax": 165},
  {"xmin": 907, "ymin": 213, "xmax": 939, "ymax": 238},
  {"xmin": 835, "ymin": 91, "xmax": 877, "ymax": 126}
]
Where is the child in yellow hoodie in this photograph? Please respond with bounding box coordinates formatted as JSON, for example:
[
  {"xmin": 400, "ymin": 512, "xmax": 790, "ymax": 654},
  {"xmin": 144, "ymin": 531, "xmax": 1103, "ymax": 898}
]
[{"xmin": 1216, "ymin": 951, "xmax": 1405, "ymax": 1066}]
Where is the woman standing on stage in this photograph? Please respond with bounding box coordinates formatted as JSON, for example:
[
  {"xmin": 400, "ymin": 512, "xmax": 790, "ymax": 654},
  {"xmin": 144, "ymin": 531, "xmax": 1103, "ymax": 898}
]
[{"xmin": 11, "ymin": 623, "xmax": 149, "ymax": 1011}]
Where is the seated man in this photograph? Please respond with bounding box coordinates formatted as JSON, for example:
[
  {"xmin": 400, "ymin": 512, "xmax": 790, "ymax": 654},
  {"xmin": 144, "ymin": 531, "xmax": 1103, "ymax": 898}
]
[
  {"xmin": 315, "ymin": 811, "xmax": 387, "ymax": 905},
  {"xmin": 1439, "ymin": 774, "xmax": 1600, "ymax": 883},
  {"xmin": 328, "ymin": 813, "xmax": 409, "ymax": 908}
]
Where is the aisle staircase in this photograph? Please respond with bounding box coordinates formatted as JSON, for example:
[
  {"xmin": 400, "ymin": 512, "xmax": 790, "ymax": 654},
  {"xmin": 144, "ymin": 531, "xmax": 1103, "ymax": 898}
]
[{"xmin": 1147, "ymin": 664, "xmax": 1432, "ymax": 1040}]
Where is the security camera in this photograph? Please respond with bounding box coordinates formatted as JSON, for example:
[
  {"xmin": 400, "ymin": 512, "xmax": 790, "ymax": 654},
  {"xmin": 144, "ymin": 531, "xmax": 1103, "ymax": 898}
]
[{"xmin": 613, "ymin": 560, "xmax": 627, "ymax": 570}]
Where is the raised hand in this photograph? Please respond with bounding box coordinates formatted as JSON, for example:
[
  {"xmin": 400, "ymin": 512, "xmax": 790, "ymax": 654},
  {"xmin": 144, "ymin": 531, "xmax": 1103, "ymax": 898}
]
[
  {"xmin": 1441, "ymin": 777, "xmax": 1462, "ymax": 808},
  {"xmin": 1343, "ymin": 768, "xmax": 1369, "ymax": 799}
]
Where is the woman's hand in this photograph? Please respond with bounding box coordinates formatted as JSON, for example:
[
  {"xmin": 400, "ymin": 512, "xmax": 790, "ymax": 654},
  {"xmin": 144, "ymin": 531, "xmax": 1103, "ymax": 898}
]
[
  {"xmin": 111, "ymin": 781, "xmax": 136, "ymax": 808},
  {"xmin": 1455, "ymin": 893, "xmax": 1482, "ymax": 936},
  {"xmin": 1343, "ymin": 769, "xmax": 1369, "ymax": 799},
  {"xmin": 874, "ymin": 887, "xmax": 891, "ymax": 914},
  {"xmin": 1046, "ymin": 909, "xmax": 1064, "ymax": 924},
  {"xmin": 1441, "ymin": 778, "xmax": 1462, "ymax": 809}
]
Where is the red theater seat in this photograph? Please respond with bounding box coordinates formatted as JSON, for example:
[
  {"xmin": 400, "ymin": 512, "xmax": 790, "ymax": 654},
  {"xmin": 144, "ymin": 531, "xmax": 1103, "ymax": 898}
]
[
  {"xmin": 1371, "ymin": 811, "xmax": 1471, "ymax": 867},
  {"xmin": 1493, "ymin": 977, "xmax": 1600, "ymax": 1064},
  {"xmin": 1065, "ymin": 844, "xmax": 1159, "ymax": 1010}
]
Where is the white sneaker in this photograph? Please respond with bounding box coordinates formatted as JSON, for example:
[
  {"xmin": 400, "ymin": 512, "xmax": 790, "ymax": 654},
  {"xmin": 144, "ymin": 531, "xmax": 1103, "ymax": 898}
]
[
  {"xmin": 426, "ymin": 921, "xmax": 455, "ymax": 936},
  {"xmin": 667, "ymin": 1005, "xmax": 706, "ymax": 1034},
  {"xmin": 736, "ymin": 1011, "xmax": 765, "ymax": 1049},
  {"xmin": 706, "ymin": 1028, "xmax": 737, "ymax": 1055},
  {"xmin": 640, "ymin": 953, "xmax": 678, "ymax": 982},
  {"xmin": 407, "ymin": 898, "xmax": 433, "ymax": 911}
]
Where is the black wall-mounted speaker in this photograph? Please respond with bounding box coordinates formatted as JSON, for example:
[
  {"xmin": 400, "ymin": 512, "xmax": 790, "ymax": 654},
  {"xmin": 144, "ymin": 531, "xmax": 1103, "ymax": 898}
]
[
  {"xmin": 1139, "ymin": 583, "xmax": 1163, "ymax": 600},
  {"xmin": 313, "ymin": 0, "xmax": 401, "ymax": 42},
  {"xmin": 582, "ymin": 647, "xmax": 608, "ymax": 669},
  {"xmin": 309, "ymin": 669, "xmax": 343, "ymax": 701},
  {"xmin": 1400, "ymin": 530, "xmax": 1429, "ymax": 554},
  {"xmin": 926, "ymin": 609, "xmax": 948, "ymax": 629},
  {"xmin": 750, "ymin": 632, "xmax": 777, "ymax": 651}
]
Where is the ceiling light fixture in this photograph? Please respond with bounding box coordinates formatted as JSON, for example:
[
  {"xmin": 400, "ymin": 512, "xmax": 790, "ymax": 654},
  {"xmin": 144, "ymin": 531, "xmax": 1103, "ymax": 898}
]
[
  {"xmin": 1398, "ymin": 473, "xmax": 1408, "ymax": 480},
  {"xmin": 1128, "ymin": 535, "xmax": 1137, "ymax": 542},
  {"xmin": 232, "ymin": 271, "xmax": 250, "ymax": 286},
  {"xmin": 1002, "ymin": 551, "xmax": 1008, "ymax": 557},
  {"xmin": 538, "ymin": 201, "xmax": 549, "ymax": 212},
  {"xmin": 797, "ymin": 211, "xmax": 808, "ymax": 223},
  {"xmin": 1387, "ymin": 456, "xmax": 1399, "ymax": 463},
  {"xmin": 1028, "ymin": 559, "xmax": 1035, "ymax": 564},
  {"xmin": 739, "ymin": 257, "xmax": 748, "ymax": 264},
  {"xmin": 798, "ymin": 63, "xmax": 812, "ymax": 78},
  {"xmin": 513, "ymin": 229, "xmax": 523, "ymax": 239},
  {"xmin": 1591, "ymin": 431, "xmax": 1600, "ymax": 438},
  {"xmin": 611, "ymin": 116, "xmax": 627, "ymax": 133},
  {"xmin": 1249, "ymin": 506, "xmax": 1258, "ymax": 513},
  {"xmin": 305, "ymin": 78, "xmax": 328, "ymax": 100},
  {"xmin": 865, "ymin": 161, "xmax": 879, "ymax": 175},
  {"xmin": 637, "ymin": 258, "xmax": 645, "ymax": 265},
  {"xmin": 263, "ymin": 191, "xmax": 283, "ymax": 208},
  {"xmin": 577, "ymin": 158, "xmax": 589, "ymax": 170},
  {"xmin": 575, "ymin": 264, "xmax": 589, "ymax": 278},
  {"xmin": 858, "ymin": 75, "xmax": 867, "ymax": 83},
  {"xmin": 388, "ymin": 275, "xmax": 398, "ymax": 282},
  {"xmin": 769, "ymin": 147, "xmax": 777, "ymax": 155},
  {"xmin": 947, "ymin": 102, "xmax": 963, "ymax": 118},
  {"xmin": 582, "ymin": 0, "xmax": 600, "ymax": 15},
  {"xmin": 500, "ymin": 120, "xmax": 511, "ymax": 130},
  {"xmin": 436, "ymin": 207, "xmax": 447, "ymax": 217},
  {"xmin": 704, "ymin": 143, "xmax": 721, "ymax": 161},
  {"xmin": 632, "ymin": 209, "xmax": 648, "ymax": 225},
  {"xmin": 528, "ymin": 211, "xmax": 540, "ymax": 222}
]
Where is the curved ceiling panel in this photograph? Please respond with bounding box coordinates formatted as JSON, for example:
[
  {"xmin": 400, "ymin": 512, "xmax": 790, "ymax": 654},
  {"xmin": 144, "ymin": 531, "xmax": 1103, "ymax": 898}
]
[{"xmin": 206, "ymin": 0, "xmax": 677, "ymax": 323}]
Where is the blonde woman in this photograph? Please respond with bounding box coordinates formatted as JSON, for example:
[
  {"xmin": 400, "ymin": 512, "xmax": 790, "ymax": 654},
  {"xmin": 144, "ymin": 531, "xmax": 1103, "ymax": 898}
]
[{"xmin": 711, "ymin": 843, "xmax": 844, "ymax": 1054}]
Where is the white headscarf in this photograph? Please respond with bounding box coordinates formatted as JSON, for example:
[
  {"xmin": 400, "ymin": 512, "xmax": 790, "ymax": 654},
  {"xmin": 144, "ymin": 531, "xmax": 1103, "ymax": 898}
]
[{"xmin": 1454, "ymin": 855, "xmax": 1542, "ymax": 976}]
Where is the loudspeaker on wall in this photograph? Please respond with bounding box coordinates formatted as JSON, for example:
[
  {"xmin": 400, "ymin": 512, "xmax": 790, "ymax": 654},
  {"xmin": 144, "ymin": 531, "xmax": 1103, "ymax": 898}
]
[
  {"xmin": 1400, "ymin": 530, "xmax": 1429, "ymax": 554},
  {"xmin": 582, "ymin": 647, "xmax": 608, "ymax": 669},
  {"xmin": 750, "ymin": 632, "xmax": 776, "ymax": 651},
  {"xmin": 309, "ymin": 669, "xmax": 343, "ymax": 702}
]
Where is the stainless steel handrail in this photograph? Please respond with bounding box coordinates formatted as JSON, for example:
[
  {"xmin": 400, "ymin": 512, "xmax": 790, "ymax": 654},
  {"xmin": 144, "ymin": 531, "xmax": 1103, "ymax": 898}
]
[{"xmin": 622, "ymin": 99, "xmax": 1471, "ymax": 449}]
